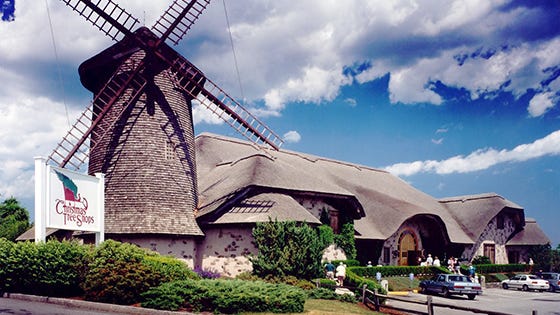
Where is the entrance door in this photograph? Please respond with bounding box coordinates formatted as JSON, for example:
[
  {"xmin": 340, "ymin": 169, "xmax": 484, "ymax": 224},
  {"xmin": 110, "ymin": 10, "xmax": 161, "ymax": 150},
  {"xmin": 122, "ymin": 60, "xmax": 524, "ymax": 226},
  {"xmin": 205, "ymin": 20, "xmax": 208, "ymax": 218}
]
[
  {"xmin": 484, "ymin": 244, "xmax": 496, "ymax": 263},
  {"xmin": 399, "ymin": 233, "xmax": 416, "ymax": 266}
]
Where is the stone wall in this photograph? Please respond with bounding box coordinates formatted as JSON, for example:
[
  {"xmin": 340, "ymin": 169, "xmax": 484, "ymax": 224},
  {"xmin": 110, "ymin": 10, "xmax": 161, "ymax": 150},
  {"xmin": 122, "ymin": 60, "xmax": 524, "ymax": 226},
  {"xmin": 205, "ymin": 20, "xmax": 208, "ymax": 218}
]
[
  {"xmin": 461, "ymin": 213, "xmax": 517, "ymax": 263},
  {"xmin": 380, "ymin": 222, "xmax": 424, "ymax": 266},
  {"xmin": 114, "ymin": 235, "xmax": 197, "ymax": 268},
  {"xmin": 196, "ymin": 226, "xmax": 256, "ymax": 278}
]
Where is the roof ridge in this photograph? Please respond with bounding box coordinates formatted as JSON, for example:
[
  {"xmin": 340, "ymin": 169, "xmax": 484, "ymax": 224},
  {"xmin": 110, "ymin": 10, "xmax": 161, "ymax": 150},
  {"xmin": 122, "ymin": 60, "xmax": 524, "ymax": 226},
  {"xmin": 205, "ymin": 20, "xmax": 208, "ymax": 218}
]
[
  {"xmin": 439, "ymin": 192, "xmax": 502, "ymax": 203},
  {"xmin": 196, "ymin": 132, "xmax": 389, "ymax": 174}
]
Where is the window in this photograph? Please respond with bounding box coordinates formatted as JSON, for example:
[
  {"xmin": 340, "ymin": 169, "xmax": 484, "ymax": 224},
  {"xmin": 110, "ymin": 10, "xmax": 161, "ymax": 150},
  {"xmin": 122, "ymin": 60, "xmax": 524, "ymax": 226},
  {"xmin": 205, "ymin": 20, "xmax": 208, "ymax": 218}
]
[
  {"xmin": 497, "ymin": 214, "xmax": 504, "ymax": 229},
  {"xmin": 508, "ymin": 250, "xmax": 519, "ymax": 263},
  {"xmin": 383, "ymin": 247, "xmax": 391, "ymax": 264},
  {"xmin": 165, "ymin": 141, "xmax": 175, "ymax": 160}
]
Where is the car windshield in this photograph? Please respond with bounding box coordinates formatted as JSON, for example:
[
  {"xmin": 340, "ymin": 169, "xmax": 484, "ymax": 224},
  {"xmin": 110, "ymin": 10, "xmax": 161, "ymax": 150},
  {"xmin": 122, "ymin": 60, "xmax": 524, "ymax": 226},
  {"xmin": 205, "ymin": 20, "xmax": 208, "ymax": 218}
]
[
  {"xmin": 449, "ymin": 275, "xmax": 469, "ymax": 282},
  {"xmin": 528, "ymin": 275, "xmax": 538, "ymax": 280}
]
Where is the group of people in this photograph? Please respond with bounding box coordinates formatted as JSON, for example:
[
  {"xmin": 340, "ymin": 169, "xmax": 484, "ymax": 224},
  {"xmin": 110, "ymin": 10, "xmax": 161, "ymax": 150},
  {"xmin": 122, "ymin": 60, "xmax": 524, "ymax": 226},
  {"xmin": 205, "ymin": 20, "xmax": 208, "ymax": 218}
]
[
  {"xmin": 324, "ymin": 261, "xmax": 346, "ymax": 286},
  {"xmin": 419, "ymin": 254, "xmax": 441, "ymax": 267}
]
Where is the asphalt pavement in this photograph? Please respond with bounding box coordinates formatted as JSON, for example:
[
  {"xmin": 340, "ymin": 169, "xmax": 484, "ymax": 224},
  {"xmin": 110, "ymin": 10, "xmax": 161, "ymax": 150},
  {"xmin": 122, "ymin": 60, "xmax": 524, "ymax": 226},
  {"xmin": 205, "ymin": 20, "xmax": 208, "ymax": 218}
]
[{"xmin": 0, "ymin": 293, "xmax": 195, "ymax": 315}]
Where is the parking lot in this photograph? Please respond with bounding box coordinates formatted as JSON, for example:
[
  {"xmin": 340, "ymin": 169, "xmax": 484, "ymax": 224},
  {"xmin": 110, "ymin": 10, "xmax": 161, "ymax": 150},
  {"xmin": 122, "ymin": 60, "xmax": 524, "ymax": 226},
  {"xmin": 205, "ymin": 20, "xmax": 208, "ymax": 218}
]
[{"xmin": 387, "ymin": 287, "xmax": 560, "ymax": 315}]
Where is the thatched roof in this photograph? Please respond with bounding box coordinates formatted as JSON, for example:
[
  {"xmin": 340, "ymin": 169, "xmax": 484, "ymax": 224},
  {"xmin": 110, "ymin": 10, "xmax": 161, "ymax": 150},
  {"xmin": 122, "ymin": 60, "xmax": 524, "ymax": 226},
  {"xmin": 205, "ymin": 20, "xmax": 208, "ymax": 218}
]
[
  {"xmin": 439, "ymin": 193, "xmax": 525, "ymax": 241},
  {"xmin": 507, "ymin": 218, "xmax": 550, "ymax": 245},
  {"xmin": 16, "ymin": 227, "xmax": 72, "ymax": 241},
  {"xmin": 195, "ymin": 133, "xmax": 472, "ymax": 243},
  {"xmin": 210, "ymin": 193, "xmax": 321, "ymax": 225}
]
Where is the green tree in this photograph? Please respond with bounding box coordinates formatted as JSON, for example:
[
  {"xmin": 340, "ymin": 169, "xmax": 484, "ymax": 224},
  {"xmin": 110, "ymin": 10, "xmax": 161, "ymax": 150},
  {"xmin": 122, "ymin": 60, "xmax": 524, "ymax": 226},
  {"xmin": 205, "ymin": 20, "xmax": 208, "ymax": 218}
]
[
  {"xmin": 528, "ymin": 243, "xmax": 552, "ymax": 272},
  {"xmin": 0, "ymin": 197, "xmax": 30, "ymax": 241},
  {"xmin": 334, "ymin": 223, "xmax": 357, "ymax": 260},
  {"xmin": 251, "ymin": 220, "xmax": 323, "ymax": 279}
]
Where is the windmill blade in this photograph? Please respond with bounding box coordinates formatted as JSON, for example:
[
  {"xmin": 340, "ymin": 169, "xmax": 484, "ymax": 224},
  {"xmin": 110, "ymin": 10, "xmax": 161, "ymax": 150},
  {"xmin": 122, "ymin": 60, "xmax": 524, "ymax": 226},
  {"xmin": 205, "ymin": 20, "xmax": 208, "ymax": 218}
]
[
  {"xmin": 48, "ymin": 59, "xmax": 148, "ymax": 170},
  {"xmin": 151, "ymin": 0, "xmax": 211, "ymax": 46},
  {"xmin": 169, "ymin": 58, "xmax": 284, "ymax": 150},
  {"xmin": 59, "ymin": 0, "xmax": 139, "ymax": 41}
]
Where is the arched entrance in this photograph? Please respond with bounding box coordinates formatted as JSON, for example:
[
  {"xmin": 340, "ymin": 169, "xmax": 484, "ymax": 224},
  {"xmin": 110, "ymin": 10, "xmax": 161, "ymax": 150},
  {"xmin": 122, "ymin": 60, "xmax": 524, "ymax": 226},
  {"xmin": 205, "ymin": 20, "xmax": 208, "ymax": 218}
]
[{"xmin": 398, "ymin": 230, "xmax": 419, "ymax": 266}]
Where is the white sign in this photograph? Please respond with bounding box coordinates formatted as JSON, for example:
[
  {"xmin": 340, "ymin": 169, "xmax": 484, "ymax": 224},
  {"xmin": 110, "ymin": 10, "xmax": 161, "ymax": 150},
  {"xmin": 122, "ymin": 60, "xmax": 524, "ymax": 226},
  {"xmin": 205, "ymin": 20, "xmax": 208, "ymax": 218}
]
[
  {"xmin": 34, "ymin": 157, "xmax": 105, "ymax": 244},
  {"xmin": 48, "ymin": 166, "xmax": 101, "ymax": 231}
]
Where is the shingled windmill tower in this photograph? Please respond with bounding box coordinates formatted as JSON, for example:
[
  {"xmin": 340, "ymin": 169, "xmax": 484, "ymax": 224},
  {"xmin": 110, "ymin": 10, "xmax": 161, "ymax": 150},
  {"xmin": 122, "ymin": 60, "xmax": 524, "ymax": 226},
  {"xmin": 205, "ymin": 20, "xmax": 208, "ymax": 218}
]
[{"xmin": 47, "ymin": 0, "xmax": 283, "ymax": 250}]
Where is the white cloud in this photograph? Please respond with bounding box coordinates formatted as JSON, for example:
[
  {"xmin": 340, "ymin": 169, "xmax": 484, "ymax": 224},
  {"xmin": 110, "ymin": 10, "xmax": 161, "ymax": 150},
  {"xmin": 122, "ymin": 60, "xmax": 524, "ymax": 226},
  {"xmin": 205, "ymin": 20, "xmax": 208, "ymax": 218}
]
[
  {"xmin": 0, "ymin": 97, "xmax": 80, "ymax": 201},
  {"xmin": 384, "ymin": 130, "xmax": 560, "ymax": 176},
  {"xmin": 192, "ymin": 101, "xmax": 226, "ymax": 125},
  {"xmin": 528, "ymin": 92, "xmax": 555, "ymax": 117},
  {"xmin": 431, "ymin": 138, "xmax": 444, "ymax": 145},
  {"xmin": 344, "ymin": 98, "xmax": 357, "ymax": 107},
  {"xmin": 283, "ymin": 131, "xmax": 301, "ymax": 143},
  {"xmin": 263, "ymin": 66, "xmax": 351, "ymax": 111}
]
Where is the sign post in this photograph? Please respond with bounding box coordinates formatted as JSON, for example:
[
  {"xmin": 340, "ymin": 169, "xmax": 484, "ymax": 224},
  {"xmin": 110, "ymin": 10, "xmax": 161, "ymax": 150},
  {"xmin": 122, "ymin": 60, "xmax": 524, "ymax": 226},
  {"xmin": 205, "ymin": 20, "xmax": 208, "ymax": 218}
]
[
  {"xmin": 34, "ymin": 157, "xmax": 105, "ymax": 245},
  {"xmin": 34, "ymin": 157, "xmax": 47, "ymax": 243}
]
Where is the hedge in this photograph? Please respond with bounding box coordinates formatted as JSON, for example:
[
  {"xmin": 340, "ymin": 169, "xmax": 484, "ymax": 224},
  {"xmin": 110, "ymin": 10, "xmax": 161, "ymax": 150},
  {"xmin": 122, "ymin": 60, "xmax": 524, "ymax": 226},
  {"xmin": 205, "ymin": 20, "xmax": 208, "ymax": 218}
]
[
  {"xmin": 351, "ymin": 265, "xmax": 449, "ymax": 278},
  {"xmin": 0, "ymin": 239, "xmax": 91, "ymax": 296},
  {"xmin": 465, "ymin": 263, "xmax": 529, "ymax": 274},
  {"xmin": 142, "ymin": 279, "xmax": 307, "ymax": 313}
]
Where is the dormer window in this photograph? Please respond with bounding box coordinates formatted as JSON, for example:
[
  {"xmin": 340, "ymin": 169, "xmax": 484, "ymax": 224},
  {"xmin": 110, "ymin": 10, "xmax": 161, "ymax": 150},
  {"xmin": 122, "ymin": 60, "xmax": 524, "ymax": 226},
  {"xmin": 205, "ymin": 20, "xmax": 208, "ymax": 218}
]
[{"xmin": 497, "ymin": 214, "xmax": 504, "ymax": 229}]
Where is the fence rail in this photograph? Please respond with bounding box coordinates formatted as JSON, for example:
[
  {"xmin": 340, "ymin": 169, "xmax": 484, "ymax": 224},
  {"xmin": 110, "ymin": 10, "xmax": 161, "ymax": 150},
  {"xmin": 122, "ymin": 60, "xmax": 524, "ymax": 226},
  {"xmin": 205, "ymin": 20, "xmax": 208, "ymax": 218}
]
[{"xmin": 360, "ymin": 285, "xmax": 523, "ymax": 315}]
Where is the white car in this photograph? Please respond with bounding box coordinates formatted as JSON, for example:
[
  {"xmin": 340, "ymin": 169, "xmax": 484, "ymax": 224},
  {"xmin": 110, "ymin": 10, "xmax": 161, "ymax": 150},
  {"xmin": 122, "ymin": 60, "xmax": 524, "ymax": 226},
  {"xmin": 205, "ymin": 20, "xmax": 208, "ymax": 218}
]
[{"xmin": 501, "ymin": 274, "xmax": 549, "ymax": 292}]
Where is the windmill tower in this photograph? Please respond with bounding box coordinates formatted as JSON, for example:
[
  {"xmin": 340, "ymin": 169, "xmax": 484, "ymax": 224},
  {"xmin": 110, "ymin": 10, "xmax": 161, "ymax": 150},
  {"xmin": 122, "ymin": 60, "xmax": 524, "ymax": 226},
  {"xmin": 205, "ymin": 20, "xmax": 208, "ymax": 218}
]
[{"xmin": 47, "ymin": 0, "xmax": 283, "ymax": 247}]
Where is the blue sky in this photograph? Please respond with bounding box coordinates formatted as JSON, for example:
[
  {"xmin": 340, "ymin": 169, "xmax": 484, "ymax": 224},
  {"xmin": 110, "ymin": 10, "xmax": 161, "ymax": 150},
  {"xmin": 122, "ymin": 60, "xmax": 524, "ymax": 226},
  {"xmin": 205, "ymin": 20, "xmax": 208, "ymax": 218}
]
[{"xmin": 1, "ymin": 1, "xmax": 559, "ymax": 247}]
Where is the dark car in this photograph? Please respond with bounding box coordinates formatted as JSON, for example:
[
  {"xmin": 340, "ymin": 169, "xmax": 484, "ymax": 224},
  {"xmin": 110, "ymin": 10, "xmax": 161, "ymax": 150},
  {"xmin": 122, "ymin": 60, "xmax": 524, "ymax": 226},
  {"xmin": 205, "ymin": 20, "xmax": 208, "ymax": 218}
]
[
  {"xmin": 540, "ymin": 272, "xmax": 560, "ymax": 292},
  {"xmin": 419, "ymin": 274, "xmax": 482, "ymax": 300}
]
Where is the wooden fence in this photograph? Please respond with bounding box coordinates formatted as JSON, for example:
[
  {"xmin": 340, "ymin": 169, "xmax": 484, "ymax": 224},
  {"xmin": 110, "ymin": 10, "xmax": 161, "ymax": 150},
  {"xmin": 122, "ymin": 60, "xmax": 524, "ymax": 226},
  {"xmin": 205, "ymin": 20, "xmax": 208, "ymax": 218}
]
[{"xmin": 360, "ymin": 285, "xmax": 540, "ymax": 315}]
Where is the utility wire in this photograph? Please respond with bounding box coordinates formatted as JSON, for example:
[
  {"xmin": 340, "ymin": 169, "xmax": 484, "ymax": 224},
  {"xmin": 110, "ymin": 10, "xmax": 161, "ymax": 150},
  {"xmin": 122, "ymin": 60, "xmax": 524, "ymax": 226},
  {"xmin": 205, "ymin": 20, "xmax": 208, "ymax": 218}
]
[
  {"xmin": 222, "ymin": 0, "xmax": 246, "ymax": 103},
  {"xmin": 45, "ymin": 0, "xmax": 71, "ymax": 127}
]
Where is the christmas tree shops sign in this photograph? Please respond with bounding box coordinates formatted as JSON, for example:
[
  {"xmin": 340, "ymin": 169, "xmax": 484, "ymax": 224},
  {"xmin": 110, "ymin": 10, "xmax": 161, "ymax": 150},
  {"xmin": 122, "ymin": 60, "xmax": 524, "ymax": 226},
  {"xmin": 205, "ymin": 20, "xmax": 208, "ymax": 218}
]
[{"xmin": 34, "ymin": 157, "xmax": 105, "ymax": 244}]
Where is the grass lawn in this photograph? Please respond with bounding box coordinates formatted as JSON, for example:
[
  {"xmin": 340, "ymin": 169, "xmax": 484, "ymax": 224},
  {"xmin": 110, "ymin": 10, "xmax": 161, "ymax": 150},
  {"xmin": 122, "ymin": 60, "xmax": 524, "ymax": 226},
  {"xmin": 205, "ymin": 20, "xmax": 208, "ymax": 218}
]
[
  {"xmin": 241, "ymin": 299, "xmax": 385, "ymax": 315},
  {"xmin": 386, "ymin": 276, "xmax": 422, "ymax": 291}
]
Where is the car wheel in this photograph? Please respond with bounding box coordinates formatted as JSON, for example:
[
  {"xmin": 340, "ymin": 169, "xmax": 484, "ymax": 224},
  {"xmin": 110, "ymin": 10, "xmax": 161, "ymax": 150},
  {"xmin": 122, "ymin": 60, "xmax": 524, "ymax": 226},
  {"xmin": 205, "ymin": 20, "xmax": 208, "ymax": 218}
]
[
  {"xmin": 467, "ymin": 294, "xmax": 476, "ymax": 300},
  {"xmin": 522, "ymin": 284, "xmax": 529, "ymax": 291},
  {"xmin": 442, "ymin": 287, "xmax": 450, "ymax": 298},
  {"xmin": 419, "ymin": 286, "xmax": 426, "ymax": 294},
  {"xmin": 502, "ymin": 283, "xmax": 509, "ymax": 290},
  {"xmin": 550, "ymin": 287, "xmax": 556, "ymax": 293}
]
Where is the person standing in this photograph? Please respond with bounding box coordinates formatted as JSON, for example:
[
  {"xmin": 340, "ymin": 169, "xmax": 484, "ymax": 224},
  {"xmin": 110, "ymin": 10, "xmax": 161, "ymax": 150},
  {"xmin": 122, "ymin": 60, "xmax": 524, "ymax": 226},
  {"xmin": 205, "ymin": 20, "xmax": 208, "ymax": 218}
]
[
  {"xmin": 433, "ymin": 256, "xmax": 441, "ymax": 267},
  {"xmin": 324, "ymin": 260, "xmax": 335, "ymax": 280},
  {"xmin": 426, "ymin": 254, "xmax": 433, "ymax": 266},
  {"xmin": 336, "ymin": 262, "xmax": 346, "ymax": 286}
]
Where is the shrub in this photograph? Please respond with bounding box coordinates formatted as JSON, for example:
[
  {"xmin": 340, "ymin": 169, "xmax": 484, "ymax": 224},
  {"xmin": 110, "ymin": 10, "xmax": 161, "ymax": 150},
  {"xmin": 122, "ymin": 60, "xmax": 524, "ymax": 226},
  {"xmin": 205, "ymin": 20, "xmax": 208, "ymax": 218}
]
[
  {"xmin": 472, "ymin": 263, "xmax": 527, "ymax": 274},
  {"xmin": 143, "ymin": 255, "xmax": 199, "ymax": 282},
  {"xmin": 472, "ymin": 255, "xmax": 492, "ymax": 265},
  {"xmin": 334, "ymin": 223, "xmax": 357, "ymax": 260},
  {"xmin": 140, "ymin": 280, "xmax": 196, "ymax": 311},
  {"xmin": 345, "ymin": 267, "xmax": 385, "ymax": 294},
  {"xmin": 0, "ymin": 238, "xmax": 15, "ymax": 292},
  {"xmin": 193, "ymin": 266, "xmax": 221, "ymax": 279},
  {"xmin": 317, "ymin": 225, "xmax": 334, "ymax": 249},
  {"xmin": 81, "ymin": 240, "xmax": 160, "ymax": 305},
  {"xmin": 317, "ymin": 278, "xmax": 337, "ymax": 287},
  {"xmin": 142, "ymin": 279, "xmax": 306, "ymax": 313},
  {"xmin": 0, "ymin": 240, "xmax": 90, "ymax": 296},
  {"xmin": 308, "ymin": 287, "xmax": 337, "ymax": 300},
  {"xmin": 33, "ymin": 240, "xmax": 92, "ymax": 296},
  {"xmin": 251, "ymin": 220, "xmax": 323, "ymax": 279}
]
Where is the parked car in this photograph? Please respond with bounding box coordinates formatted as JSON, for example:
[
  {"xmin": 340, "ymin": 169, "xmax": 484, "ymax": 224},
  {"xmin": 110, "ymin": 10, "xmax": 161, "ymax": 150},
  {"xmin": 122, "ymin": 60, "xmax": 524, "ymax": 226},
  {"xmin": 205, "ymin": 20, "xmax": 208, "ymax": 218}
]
[
  {"xmin": 419, "ymin": 274, "xmax": 482, "ymax": 300},
  {"xmin": 539, "ymin": 272, "xmax": 560, "ymax": 292},
  {"xmin": 501, "ymin": 274, "xmax": 549, "ymax": 292}
]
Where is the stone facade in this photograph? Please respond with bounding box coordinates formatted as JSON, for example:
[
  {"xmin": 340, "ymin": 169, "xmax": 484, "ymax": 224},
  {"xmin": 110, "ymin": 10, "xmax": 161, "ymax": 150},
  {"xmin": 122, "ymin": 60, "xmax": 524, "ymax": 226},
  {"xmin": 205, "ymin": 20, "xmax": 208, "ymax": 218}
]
[
  {"xmin": 113, "ymin": 234, "xmax": 198, "ymax": 268},
  {"xmin": 196, "ymin": 226, "xmax": 256, "ymax": 277},
  {"xmin": 461, "ymin": 213, "xmax": 517, "ymax": 264}
]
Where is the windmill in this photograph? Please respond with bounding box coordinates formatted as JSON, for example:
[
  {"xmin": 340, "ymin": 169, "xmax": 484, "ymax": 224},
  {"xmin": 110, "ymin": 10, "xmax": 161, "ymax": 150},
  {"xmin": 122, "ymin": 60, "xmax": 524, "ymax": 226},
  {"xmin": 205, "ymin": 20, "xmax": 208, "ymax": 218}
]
[{"xmin": 47, "ymin": 0, "xmax": 283, "ymax": 238}]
